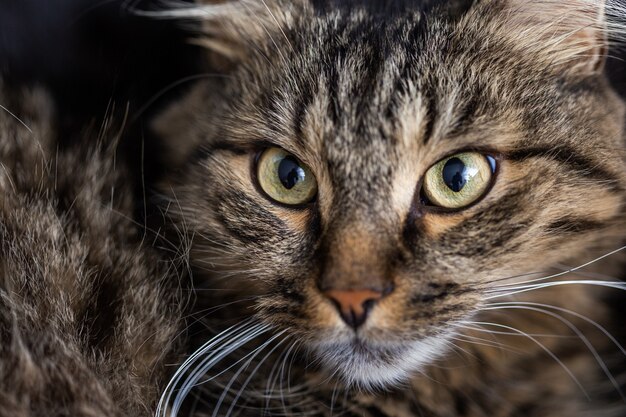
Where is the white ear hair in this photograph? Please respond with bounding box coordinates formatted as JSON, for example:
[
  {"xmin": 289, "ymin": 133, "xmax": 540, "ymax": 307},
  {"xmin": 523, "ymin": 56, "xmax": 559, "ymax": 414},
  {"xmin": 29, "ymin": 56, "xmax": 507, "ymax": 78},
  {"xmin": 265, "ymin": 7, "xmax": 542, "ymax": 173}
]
[
  {"xmin": 132, "ymin": 0, "xmax": 298, "ymax": 64},
  {"xmin": 131, "ymin": 0, "xmax": 248, "ymax": 19},
  {"xmin": 605, "ymin": 0, "xmax": 626, "ymax": 42}
]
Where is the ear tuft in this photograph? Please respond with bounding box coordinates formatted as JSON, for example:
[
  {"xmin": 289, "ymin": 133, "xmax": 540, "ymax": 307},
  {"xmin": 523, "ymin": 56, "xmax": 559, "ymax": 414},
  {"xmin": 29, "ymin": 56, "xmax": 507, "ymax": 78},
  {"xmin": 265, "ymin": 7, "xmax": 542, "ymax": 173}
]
[{"xmin": 134, "ymin": 0, "xmax": 300, "ymax": 68}]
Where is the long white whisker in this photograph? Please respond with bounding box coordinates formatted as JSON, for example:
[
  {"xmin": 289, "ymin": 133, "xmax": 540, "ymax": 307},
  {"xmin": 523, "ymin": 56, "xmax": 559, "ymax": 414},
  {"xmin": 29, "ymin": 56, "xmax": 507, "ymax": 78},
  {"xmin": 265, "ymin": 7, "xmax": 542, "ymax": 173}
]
[
  {"xmin": 173, "ymin": 323, "xmax": 271, "ymax": 414},
  {"xmin": 488, "ymin": 301, "xmax": 626, "ymax": 357},
  {"xmin": 131, "ymin": 1, "xmax": 243, "ymax": 19},
  {"xmin": 160, "ymin": 320, "xmax": 269, "ymax": 417},
  {"xmin": 259, "ymin": 0, "xmax": 294, "ymax": 52},
  {"xmin": 0, "ymin": 103, "xmax": 33, "ymax": 133},
  {"xmin": 283, "ymin": 340, "xmax": 306, "ymax": 415},
  {"xmin": 212, "ymin": 330, "xmax": 288, "ymax": 417},
  {"xmin": 192, "ymin": 326, "xmax": 278, "ymax": 388},
  {"xmin": 456, "ymin": 323, "xmax": 577, "ymax": 338},
  {"xmin": 490, "ymin": 246, "xmax": 626, "ymax": 289},
  {"xmin": 452, "ymin": 334, "xmax": 524, "ymax": 354},
  {"xmin": 224, "ymin": 332, "xmax": 291, "ymax": 417},
  {"xmin": 486, "ymin": 280, "xmax": 626, "ymax": 299},
  {"xmin": 444, "ymin": 339, "xmax": 480, "ymax": 359},
  {"xmin": 156, "ymin": 319, "xmax": 255, "ymax": 417},
  {"xmin": 263, "ymin": 340, "xmax": 307, "ymax": 410}
]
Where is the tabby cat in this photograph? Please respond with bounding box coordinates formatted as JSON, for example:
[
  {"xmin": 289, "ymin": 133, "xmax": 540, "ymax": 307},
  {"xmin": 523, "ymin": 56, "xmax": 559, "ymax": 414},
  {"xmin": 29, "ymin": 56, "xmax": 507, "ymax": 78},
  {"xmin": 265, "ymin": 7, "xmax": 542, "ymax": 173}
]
[
  {"xmin": 151, "ymin": 0, "xmax": 626, "ymax": 416},
  {"xmin": 2, "ymin": 0, "xmax": 626, "ymax": 416}
]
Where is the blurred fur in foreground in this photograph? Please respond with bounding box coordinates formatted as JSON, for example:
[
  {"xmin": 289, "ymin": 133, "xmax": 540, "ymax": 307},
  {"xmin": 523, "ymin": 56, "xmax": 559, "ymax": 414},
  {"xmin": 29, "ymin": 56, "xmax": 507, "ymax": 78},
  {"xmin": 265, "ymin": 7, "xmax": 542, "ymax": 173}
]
[{"xmin": 0, "ymin": 84, "xmax": 183, "ymax": 417}]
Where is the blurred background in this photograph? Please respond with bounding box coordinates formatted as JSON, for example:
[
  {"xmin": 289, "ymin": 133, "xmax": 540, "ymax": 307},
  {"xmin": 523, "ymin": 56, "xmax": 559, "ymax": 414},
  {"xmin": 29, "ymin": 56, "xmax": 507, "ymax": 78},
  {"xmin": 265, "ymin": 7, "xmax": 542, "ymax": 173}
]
[{"xmin": 0, "ymin": 0, "xmax": 205, "ymax": 215}]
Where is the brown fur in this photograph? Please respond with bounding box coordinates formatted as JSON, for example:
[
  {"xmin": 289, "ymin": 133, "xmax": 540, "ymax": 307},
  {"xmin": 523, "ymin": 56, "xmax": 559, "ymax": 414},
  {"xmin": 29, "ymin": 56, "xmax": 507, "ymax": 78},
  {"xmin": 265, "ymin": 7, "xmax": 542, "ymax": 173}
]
[{"xmin": 0, "ymin": 84, "xmax": 184, "ymax": 417}]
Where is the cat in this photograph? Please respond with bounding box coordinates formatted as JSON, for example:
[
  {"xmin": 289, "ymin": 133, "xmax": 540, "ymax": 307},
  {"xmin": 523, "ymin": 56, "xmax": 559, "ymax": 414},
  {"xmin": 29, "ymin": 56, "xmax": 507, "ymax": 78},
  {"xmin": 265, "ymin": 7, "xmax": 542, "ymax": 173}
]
[
  {"xmin": 0, "ymin": 82, "xmax": 185, "ymax": 417},
  {"xmin": 150, "ymin": 0, "xmax": 626, "ymax": 416}
]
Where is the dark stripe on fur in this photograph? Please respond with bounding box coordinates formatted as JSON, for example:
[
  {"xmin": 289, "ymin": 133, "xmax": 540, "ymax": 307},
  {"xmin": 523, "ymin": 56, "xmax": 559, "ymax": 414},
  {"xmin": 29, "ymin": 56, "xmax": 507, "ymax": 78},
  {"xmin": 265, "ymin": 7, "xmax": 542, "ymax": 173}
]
[
  {"xmin": 545, "ymin": 218, "xmax": 606, "ymax": 235},
  {"xmin": 507, "ymin": 146, "xmax": 620, "ymax": 187},
  {"xmin": 364, "ymin": 405, "xmax": 389, "ymax": 417},
  {"xmin": 215, "ymin": 191, "xmax": 289, "ymax": 245},
  {"xmin": 437, "ymin": 188, "xmax": 532, "ymax": 258}
]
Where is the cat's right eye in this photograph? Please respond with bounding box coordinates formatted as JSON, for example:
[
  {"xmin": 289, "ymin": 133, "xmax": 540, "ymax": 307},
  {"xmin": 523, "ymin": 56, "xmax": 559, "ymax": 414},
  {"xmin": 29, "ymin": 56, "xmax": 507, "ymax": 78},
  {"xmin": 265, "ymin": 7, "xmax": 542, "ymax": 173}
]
[{"xmin": 256, "ymin": 147, "xmax": 318, "ymax": 207}]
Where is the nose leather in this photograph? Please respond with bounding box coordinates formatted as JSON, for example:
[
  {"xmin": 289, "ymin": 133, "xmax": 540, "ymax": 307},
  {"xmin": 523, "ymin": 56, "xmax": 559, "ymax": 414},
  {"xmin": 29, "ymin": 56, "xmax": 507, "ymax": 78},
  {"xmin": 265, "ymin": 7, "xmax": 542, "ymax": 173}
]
[{"xmin": 323, "ymin": 289, "xmax": 384, "ymax": 329}]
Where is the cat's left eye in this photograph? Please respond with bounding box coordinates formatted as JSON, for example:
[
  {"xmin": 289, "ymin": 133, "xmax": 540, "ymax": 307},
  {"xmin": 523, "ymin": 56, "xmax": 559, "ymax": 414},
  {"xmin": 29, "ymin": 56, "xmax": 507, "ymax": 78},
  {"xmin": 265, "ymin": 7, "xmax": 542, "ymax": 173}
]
[
  {"xmin": 421, "ymin": 152, "xmax": 496, "ymax": 210},
  {"xmin": 256, "ymin": 147, "xmax": 318, "ymax": 207}
]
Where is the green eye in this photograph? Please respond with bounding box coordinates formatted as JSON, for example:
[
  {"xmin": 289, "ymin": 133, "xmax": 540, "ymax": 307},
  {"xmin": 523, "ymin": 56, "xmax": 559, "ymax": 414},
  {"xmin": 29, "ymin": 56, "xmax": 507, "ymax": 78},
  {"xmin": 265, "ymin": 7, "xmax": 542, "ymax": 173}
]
[
  {"xmin": 256, "ymin": 147, "xmax": 318, "ymax": 206},
  {"xmin": 422, "ymin": 152, "xmax": 496, "ymax": 209}
]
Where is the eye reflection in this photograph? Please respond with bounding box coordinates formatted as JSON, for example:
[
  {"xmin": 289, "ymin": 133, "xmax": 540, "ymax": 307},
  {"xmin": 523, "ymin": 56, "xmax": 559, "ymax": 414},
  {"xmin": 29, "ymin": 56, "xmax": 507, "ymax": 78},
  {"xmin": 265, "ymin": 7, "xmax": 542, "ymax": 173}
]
[
  {"xmin": 422, "ymin": 152, "xmax": 496, "ymax": 210},
  {"xmin": 442, "ymin": 157, "xmax": 473, "ymax": 192},
  {"xmin": 278, "ymin": 156, "xmax": 307, "ymax": 190}
]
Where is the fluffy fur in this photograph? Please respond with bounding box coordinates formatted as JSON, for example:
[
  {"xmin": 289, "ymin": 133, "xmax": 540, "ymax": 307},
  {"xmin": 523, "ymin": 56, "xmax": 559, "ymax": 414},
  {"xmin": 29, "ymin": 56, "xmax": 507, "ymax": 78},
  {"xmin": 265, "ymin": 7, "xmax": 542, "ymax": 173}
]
[{"xmin": 0, "ymin": 84, "xmax": 183, "ymax": 417}]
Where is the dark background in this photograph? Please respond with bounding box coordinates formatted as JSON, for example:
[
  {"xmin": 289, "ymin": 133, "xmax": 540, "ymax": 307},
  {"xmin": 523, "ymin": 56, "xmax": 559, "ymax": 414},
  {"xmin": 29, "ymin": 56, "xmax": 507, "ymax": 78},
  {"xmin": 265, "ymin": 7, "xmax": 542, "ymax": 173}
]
[
  {"xmin": 0, "ymin": 0, "xmax": 205, "ymax": 206},
  {"xmin": 0, "ymin": 0, "xmax": 204, "ymax": 124}
]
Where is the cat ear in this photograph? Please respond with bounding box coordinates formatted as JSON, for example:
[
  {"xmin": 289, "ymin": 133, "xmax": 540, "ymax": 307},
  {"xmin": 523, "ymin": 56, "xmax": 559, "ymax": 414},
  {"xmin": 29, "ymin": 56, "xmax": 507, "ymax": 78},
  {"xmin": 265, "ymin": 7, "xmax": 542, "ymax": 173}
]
[
  {"xmin": 140, "ymin": 0, "xmax": 299, "ymax": 70},
  {"xmin": 495, "ymin": 0, "xmax": 610, "ymax": 74}
]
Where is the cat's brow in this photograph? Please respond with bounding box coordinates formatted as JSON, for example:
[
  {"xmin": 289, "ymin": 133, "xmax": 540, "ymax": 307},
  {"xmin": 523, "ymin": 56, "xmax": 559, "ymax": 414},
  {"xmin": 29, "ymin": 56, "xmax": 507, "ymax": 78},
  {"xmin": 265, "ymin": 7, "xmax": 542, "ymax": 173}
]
[{"xmin": 506, "ymin": 145, "xmax": 622, "ymax": 189}]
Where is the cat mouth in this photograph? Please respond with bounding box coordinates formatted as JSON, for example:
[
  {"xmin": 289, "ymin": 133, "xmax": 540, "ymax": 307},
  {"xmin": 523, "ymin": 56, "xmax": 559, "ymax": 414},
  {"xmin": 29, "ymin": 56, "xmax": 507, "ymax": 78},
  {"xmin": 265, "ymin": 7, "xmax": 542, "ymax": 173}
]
[
  {"xmin": 311, "ymin": 333, "xmax": 451, "ymax": 389},
  {"xmin": 317, "ymin": 337, "xmax": 408, "ymax": 362}
]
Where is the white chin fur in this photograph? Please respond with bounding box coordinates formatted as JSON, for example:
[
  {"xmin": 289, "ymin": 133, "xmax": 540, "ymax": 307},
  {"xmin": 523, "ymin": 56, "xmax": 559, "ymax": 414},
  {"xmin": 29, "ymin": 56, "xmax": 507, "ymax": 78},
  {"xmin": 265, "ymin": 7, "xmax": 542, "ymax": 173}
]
[{"xmin": 312, "ymin": 333, "xmax": 452, "ymax": 390}]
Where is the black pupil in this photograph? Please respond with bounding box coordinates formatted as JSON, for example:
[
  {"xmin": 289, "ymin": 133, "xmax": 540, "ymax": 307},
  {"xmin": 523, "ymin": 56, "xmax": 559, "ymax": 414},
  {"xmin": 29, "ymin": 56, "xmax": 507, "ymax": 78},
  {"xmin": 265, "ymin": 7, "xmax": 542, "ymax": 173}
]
[
  {"xmin": 278, "ymin": 156, "xmax": 306, "ymax": 190},
  {"xmin": 442, "ymin": 157, "xmax": 468, "ymax": 192}
]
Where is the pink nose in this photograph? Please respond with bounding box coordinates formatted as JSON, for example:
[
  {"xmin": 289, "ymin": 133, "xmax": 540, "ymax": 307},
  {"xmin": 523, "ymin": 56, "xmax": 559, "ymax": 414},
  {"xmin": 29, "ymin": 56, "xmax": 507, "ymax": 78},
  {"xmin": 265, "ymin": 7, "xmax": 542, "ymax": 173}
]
[{"xmin": 323, "ymin": 289, "xmax": 384, "ymax": 329}]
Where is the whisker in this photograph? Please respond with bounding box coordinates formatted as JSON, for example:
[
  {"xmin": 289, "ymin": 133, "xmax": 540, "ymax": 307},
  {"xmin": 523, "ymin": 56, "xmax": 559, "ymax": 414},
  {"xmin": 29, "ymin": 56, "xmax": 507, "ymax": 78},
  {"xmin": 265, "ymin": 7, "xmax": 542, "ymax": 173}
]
[
  {"xmin": 263, "ymin": 340, "xmax": 308, "ymax": 410},
  {"xmin": 488, "ymin": 301, "xmax": 626, "ymax": 357},
  {"xmin": 488, "ymin": 246, "xmax": 626, "ymax": 289},
  {"xmin": 486, "ymin": 280, "xmax": 626, "ymax": 299},
  {"xmin": 0, "ymin": 103, "xmax": 33, "ymax": 133},
  {"xmin": 481, "ymin": 305, "xmax": 624, "ymax": 400},
  {"xmin": 158, "ymin": 320, "xmax": 254, "ymax": 415},
  {"xmin": 456, "ymin": 324, "xmax": 576, "ymax": 338},
  {"xmin": 210, "ymin": 330, "xmax": 286, "ymax": 417},
  {"xmin": 168, "ymin": 325, "xmax": 263, "ymax": 416},
  {"xmin": 456, "ymin": 321, "xmax": 590, "ymax": 399},
  {"xmin": 157, "ymin": 319, "xmax": 268, "ymax": 417},
  {"xmin": 184, "ymin": 297, "xmax": 257, "ymax": 321},
  {"xmin": 177, "ymin": 323, "xmax": 271, "ymax": 397},
  {"xmin": 452, "ymin": 334, "xmax": 525, "ymax": 354},
  {"xmin": 222, "ymin": 332, "xmax": 291, "ymax": 417},
  {"xmin": 445, "ymin": 339, "xmax": 481, "ymax": 359},
  {"xmin": 470, "ymin": 245, "xmax": 626, "ymax": 289},
  {"xmin": 282, "ymin": 340, "xmax": 308, "ymax": 414},
  {"xmin": 259, "ymin": 0, "xmax": 294, "ymax": 52},
  {"xmin": 130, "ymin": 73, "xmax": 232, "ymax": 124},
  {"xmin": 264, "ymin": 342, "xmax": 292, "ymax": 412}
]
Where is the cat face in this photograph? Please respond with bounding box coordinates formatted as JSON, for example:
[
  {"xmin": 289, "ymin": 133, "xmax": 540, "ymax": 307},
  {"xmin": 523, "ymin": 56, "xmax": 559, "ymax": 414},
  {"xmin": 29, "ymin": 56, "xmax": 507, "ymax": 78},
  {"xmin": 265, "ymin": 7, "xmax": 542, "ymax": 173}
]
[{"xmin": 156, "ymin": 0, "xmax": 626, "ymax": 388}]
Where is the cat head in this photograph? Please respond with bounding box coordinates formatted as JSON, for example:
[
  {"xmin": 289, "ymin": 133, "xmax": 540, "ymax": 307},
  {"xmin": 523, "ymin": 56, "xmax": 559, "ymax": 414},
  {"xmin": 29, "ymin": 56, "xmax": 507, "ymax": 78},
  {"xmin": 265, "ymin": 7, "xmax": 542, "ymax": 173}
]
[{"xmin": 154, "ymin": 0, "xmax": 626, "ymax": 389}]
